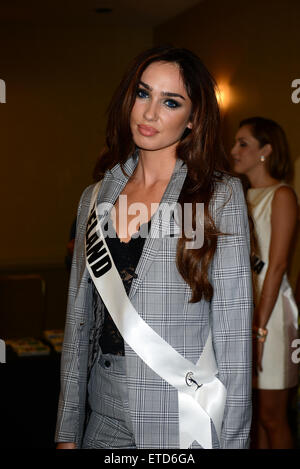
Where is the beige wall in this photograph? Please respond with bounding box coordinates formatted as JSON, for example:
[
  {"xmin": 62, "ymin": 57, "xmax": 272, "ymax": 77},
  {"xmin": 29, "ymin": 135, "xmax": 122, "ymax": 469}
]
[
  {"xmin": 154, "ymin": 0, "xmax": 300, "ymax": 287},
  {"xmin": 154, "ymin": 0, "xmax": 300, "ymax": 159},
  {"xmin": 0, "ymin": 24, "xmax": 152, "ymax": 266}
]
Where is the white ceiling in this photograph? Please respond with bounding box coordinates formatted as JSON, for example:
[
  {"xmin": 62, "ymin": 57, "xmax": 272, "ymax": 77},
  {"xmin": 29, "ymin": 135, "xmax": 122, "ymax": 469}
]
[{"xmin": 0, "ymin": 0, "xmax": 202, "ymax": 26}]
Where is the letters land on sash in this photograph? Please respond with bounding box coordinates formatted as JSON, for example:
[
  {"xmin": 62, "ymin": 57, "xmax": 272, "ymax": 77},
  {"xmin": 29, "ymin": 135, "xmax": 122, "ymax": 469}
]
[{"xmin": 86, "ymin": 203, "xmax": 112, "ymax": 278}]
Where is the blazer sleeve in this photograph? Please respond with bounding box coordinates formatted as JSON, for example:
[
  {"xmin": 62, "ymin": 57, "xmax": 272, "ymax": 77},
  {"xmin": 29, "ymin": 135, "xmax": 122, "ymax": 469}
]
[
  {"xmin": 210, "ymin": 176, "xmax": 253, "ymax": 449},
  {"xmin": 55, "ymin": 184, "xmax": 94, "ymax": 446}
]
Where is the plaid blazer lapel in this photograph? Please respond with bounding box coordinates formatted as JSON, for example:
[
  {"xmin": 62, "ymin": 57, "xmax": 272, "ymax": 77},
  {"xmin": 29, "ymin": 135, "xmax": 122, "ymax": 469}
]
[
  {"xmin": 79, "ymin": 152, "xmax": 187, "ymax": 301},
  {"xmin": 129, "ymin": 159, "xmax": 187, "ymax": 299},
  {"xmin": 76, "ymin": 155, "xmax": 139, "ymax": 289}
]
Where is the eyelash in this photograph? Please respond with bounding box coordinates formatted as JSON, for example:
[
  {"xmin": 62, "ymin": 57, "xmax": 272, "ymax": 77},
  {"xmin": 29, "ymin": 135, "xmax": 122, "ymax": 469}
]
[{"xmin": 136, "ymin": 88, "xmax": 181, "ymax": 109}]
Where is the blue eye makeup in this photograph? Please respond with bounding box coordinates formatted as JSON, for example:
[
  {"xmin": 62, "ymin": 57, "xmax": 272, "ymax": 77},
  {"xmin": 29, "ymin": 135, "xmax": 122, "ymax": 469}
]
[
  {"xmin": 136, "ymin": 87, "xmax": 182, "ymax": 109},
  {"xmin": 164, "ymin": 99, "xmax": 181, "ymax": 109},
  {"xmin": 136, "ymin": 88, "xmax": 149, "ymax": 99}
]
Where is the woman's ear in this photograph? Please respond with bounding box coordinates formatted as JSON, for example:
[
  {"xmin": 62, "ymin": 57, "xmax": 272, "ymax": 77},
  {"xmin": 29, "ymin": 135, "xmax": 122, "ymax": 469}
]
[
  {"xmin": 187, "ymin": 122, "xmax": 193, "ymax": 130},
  {"xmin": 262, "ymin": 143, "xmax": 272, "ymax": 157}
]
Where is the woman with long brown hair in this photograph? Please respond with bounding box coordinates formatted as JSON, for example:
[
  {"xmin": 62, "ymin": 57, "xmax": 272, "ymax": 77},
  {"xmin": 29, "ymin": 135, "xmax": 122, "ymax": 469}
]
[
  {"xmin": 231, "ymin": 117, "xmax": 298, "ymax": 448},
  {"xmin": 55, "ymin": 46, "xmax": 253, "ymax": 449}
]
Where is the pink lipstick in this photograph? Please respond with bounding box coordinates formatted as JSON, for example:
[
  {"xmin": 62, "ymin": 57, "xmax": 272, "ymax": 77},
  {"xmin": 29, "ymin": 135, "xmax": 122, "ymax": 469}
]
[{"xmin": 137, "ymin": 124, "xmax": 159, "ymax": 137}]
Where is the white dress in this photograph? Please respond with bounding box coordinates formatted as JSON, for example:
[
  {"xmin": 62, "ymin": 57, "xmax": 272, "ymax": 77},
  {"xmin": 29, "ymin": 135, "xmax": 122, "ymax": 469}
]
[{"xmin": 247, "ymin": 182, "xmax": 299, "ymax": 389}]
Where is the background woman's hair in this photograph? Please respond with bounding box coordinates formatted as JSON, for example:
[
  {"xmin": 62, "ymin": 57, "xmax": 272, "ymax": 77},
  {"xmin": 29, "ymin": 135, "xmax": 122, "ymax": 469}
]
[
  {"xmin": 239, "ymin": 116, "xmax": 293, "ymax": 182},
  {"xmin": 94, "ymin": 45, "xmax": 234, "ymax": 302}
]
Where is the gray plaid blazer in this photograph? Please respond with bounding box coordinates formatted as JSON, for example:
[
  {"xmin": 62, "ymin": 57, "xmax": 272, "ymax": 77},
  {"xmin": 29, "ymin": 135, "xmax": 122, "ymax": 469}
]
[{"xmin": 55, "ymin": 153, "xmax": 253, "ymax": 449}]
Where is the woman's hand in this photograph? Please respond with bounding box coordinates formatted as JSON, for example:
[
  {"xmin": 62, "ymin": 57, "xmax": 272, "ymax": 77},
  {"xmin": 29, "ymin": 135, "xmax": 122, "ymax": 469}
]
[{"xmin": 56, "ymin": 442, "xmax": 76, "ymax": 449}]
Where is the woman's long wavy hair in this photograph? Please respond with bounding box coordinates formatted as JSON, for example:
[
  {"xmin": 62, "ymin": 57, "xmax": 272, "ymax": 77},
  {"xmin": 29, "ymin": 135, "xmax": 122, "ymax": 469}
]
[{"xmin": 93, "ymin": 45, "xmax": 232, "ymax": 302}]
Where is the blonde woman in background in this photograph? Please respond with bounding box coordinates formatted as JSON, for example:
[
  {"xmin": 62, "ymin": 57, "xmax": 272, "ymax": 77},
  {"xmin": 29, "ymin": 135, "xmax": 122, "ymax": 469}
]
[{"xmin": 232, "ymin": 117, "xmax": 299, "ymax": 449}]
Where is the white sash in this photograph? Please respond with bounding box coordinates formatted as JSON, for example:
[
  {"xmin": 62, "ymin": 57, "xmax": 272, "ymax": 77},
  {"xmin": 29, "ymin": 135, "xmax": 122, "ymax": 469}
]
[{"xmin": 85, "ymin": 182, "xmax": 227, "ymax": 449}]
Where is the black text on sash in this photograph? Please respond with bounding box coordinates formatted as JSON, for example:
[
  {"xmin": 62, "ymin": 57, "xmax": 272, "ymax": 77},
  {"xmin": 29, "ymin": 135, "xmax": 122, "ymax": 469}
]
[{"xmin": 86, "ymin": 204, "xmax": 112, "ymax": 278}]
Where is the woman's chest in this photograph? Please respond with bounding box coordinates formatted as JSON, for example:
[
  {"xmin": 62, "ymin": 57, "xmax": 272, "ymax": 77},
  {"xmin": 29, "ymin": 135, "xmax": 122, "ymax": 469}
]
[{"xmin": 112, "ymin": 182, "xmax": 169, "ymax": 243}]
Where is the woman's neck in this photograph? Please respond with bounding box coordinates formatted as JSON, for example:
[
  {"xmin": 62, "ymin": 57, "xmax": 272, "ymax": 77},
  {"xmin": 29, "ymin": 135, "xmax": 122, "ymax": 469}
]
[
  {"xmin": 247, "ymin": 168, "xmax": 280, "ymax": 188},
  {"xmin": 132, "ymin": 148, "xmax": 177, "ymax": 187}
]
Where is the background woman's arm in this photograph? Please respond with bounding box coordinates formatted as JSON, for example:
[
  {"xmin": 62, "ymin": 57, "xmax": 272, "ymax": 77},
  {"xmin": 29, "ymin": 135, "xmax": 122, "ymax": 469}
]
[{"xmin": 254, "ymin": 186, "xmax": 298, "ymax": 329}]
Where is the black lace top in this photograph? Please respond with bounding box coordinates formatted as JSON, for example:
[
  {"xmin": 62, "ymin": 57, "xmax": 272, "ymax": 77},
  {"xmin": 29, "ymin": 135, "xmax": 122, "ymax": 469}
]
[{"xmin": 93, "ymin": 217, "xmax": 151, "ymax": 356}]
